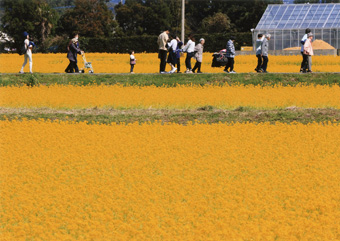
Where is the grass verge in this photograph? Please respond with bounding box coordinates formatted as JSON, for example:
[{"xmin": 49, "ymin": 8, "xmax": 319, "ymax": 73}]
[{"xmin": 1, "ymin": 73, "xmax": 340, "ymax": 87}]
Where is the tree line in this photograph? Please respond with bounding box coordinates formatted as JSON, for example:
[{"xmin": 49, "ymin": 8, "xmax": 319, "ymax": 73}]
[{"xmin": 0, "ymin": 0, "xmax": 305, "ymax": 53}]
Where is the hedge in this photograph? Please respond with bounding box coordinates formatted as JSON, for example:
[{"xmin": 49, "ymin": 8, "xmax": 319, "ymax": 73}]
[{"xmin": 12, "ymin": 32, "xmax": 252, "ymax": 53}]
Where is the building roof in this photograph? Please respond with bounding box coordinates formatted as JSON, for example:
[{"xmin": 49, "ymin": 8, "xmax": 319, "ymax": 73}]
[{"xmin": 256, "ymin": 3, "xmax": 340, "ymax": 30}]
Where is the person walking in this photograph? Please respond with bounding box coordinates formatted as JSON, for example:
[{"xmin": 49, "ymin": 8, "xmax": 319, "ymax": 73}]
[
  {"xmin": 130, "ymin": 50, "xmax": 136, "ymax": 73},
  {"xmin": 182, "ymin": 34, "xmax": 195, "ymax": 73},
  {"xmin": 166, "ymin": 34, "xmax": 178, "ymax": 73},
  {"xmin": 157, "ymin": 28, "xmax": 170, "ymax": 74},
  {"xmin": 255, "ymin": 34, "xmax": 264, "ymax": 72},
  {"xmin": 65, "ymin": 36, "xmax": 83, "ymax": 73},
  {"xmin": 192, "ymin": 38, "xmax": 205, "ymax": 73},
  {"xmin": 224, "ymin": 36, "xmax": 236, "ymax": 73},
  {"xmin": 300, "ymin": 28, "xmax": 311, "ymax": 73},
  {"xmin": 303, "ymin": 32, "xmax": 314, "ymax": 73},
  {"xmin": 175, "ymin": 36, "xmax": 183, "ymax": 73},
  {"xmin": 19, "ymin": 32, "xmax": 33, "ymax": 74},
  {"xmin": 260, "ymin": 34, "xmax": 271, "ymax": 73}
]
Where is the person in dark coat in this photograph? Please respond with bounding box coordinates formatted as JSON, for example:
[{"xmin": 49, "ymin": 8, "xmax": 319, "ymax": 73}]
[{"xmin": 65, "ymin": 35, "xmax": 83, "ymax": 73}]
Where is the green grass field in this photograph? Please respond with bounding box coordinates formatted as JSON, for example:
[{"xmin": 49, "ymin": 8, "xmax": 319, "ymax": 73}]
[{"xmin": 1, "ymin": 72, "xmax": 340, "ymax": 87}]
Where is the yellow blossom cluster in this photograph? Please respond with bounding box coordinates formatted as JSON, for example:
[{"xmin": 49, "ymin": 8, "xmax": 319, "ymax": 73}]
[
  {"xmin": 0, "ymin": 53, "xmax": 339, "ymax": 73},
  {"xmin": 1, "ymin": 84, "xmax": 340, "ymax": 109},
  {"xmin": 1, "ymin": 120, "xmax": 340, "ymax": 240}
]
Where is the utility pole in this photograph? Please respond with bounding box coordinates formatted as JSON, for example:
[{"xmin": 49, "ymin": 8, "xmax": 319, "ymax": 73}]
[{"xmin": 181, "ymin": 0, "xmax": 185, "ymax": 42}]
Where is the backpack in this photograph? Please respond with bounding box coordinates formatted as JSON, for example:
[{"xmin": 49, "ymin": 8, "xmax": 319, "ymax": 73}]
[{"xmin": 18, "ymin": 42, "xmax": 27, "ymax": 55}]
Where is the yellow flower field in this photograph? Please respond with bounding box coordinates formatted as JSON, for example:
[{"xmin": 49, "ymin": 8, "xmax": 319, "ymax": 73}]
[
  {"xmin": 0, "ymin": 53, "xmax": 339, "ymax": 73},
  {"xmin": 1, "ymin": 120, "xmax": 339, "ymax": 240},
  {"xmin": 1, "ymin": 84, "xmax": 340, "ymax": 109}
]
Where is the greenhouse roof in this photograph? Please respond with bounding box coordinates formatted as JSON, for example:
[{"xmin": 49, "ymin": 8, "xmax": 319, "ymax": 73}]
[{"xmin": 256, "ymin": 3, "xmax": 340, "ymax": 30}]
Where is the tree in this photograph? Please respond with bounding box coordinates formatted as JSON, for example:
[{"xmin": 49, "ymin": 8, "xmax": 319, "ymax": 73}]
[
  {"xmin": 201, "ymin": 12, "xmax": 231, "ymax": 34},
  {"xmin": 186, "ymin": 0, "xmax": 280, "ymax": 33},
  {"xmin": 58, "ymin": 0, "xmax": 118, "ymax": 37},
  {"xmin": 115, "ymin": 0, "xmax": 175, "ymax": 36},
  {"xmin": 1, "ymin": 0, "xmax": 58, "ymax": 48}
]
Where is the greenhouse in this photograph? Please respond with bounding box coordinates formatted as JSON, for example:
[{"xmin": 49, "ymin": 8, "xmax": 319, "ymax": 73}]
[{"xmin": 253, "ymin": 3, "xmax": 340, "ymax": 50}]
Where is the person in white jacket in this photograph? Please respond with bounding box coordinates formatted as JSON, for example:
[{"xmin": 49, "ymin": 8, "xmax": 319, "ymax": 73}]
[
  {"xmin": 19, "ymin": 32, "xmax": 33, "ymax": 74},
  {"xmin": 182, "ymin": 34, "xmax": 195, "ymax": 73},
  {"xmin": 255, "ymin": 34, "xmax": 264, "ymax": 72},
  {"xmin": 166, "ymin": 34, "xmax": 178, "ymax": 73}
]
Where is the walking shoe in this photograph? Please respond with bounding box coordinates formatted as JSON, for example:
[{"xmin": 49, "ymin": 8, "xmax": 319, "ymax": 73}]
[
  {"xmin": 230, "ymin": 70, "xmax": 236, "ymax": 74},
  {"xmin": 223, "ymin": 70, "xmax": 229, "ymax": 73},
  {"xmin": 307, "ymin": 70, "xmax": 313, "ymax": 73},
  {"xmin": 169, "ymin": 68, "xmax": 177, "ymax": 73},
  {"xmin": 19, "ymin": 70, "xmax": 24, "ymax": 74},
  {"xmin": 197, "ymin": 71, "xmax": 203, "ymax": 74},
  {"xmin": 160, "ymin": 71, "xmax": 167, "ymax": 74}
]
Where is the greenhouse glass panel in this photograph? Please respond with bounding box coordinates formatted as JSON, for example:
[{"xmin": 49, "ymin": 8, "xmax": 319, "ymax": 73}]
[
  {"xmin": 274, "ymin": 30, "xmax": 283, "ymax": 50},
  {"xmin": 255, "ymin": 3, "xmax": 340, "ymax": 50},
  {"xmin": 323, "ymin": 29, "xmax": 331, "ymax": 44}
]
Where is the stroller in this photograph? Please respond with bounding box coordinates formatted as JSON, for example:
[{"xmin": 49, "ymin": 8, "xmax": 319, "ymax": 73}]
[
  {"xmin": 79, "ymin": 53, "xmax": 94, "ymax": 73},
  {"xmin": 211, "ymin": 49, "xmax": 228, "ymax": 67}
]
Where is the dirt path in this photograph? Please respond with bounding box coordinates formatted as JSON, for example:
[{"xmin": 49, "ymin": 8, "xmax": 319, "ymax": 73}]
[{"xmin": 1, "ymin": 107, "xmax": 340, "ymax": 124}]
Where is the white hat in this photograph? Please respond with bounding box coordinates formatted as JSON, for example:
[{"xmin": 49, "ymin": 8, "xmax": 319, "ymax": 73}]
[{"xmin": 199, "ymin": 38, "xmax": 205, "ymax": 42}]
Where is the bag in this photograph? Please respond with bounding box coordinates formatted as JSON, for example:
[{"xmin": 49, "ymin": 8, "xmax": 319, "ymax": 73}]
[
  {"xmin": 18, "ymin": 43, "xmax": 27, "ymax": 55},
  {"xmin": 130, "ymin": 60, "xmax": 136, "ymax": 65}
]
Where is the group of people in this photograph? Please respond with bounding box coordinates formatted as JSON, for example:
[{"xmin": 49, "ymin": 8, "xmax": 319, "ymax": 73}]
[
  {"xmin": 253, "ymin": 28, "xmax": 314, "ymax": 73},
  {"xmin": 157, "ymin": 28, "xmax": 205, "ymax": 74},
  {"xmin": 19, "ymin": 29, "xmax": 315, "ymax": 74},
  {"xmin": 254, "ymin": 34, "xmax": 271, "ymax": 73},
  {"xmin": 18, "ymin": 32, "xmax": 85, "ymax": 74}
]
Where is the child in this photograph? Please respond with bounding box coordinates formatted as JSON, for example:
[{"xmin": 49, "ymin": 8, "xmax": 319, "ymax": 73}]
[{"xmin": 130, "ymin": 50, "xmax": 136, "ymax": 73}]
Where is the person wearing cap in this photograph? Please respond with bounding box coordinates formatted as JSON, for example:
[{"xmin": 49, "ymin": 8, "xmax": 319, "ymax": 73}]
[
  {"xmin": 302, "ymin": 32, "xmax": 314, "ymax": 73},
  {"xmin": 157, "ymin": 28, "xmax": 170, "ymax": 74},
  {"xmin": 19, "ymin": 32, "xmax": 33, "ymax": 74},
  {"xmin": 224, "ymin": 36, "xmax": 236, "ymax": 73},
  {"xmin": 65, "ymin": 34, "xmax": 83, "ymax": 73},
  {"xmin": 192, "ymin": 38, "xmax": 205, "ymax": 73},
  {"xmin": 260, "ymin": 34, "xmax": 271, "ymax": 73},
  {"xmin": 300, "ymin": 28, "xmax": 311, "ymax": 73}
]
